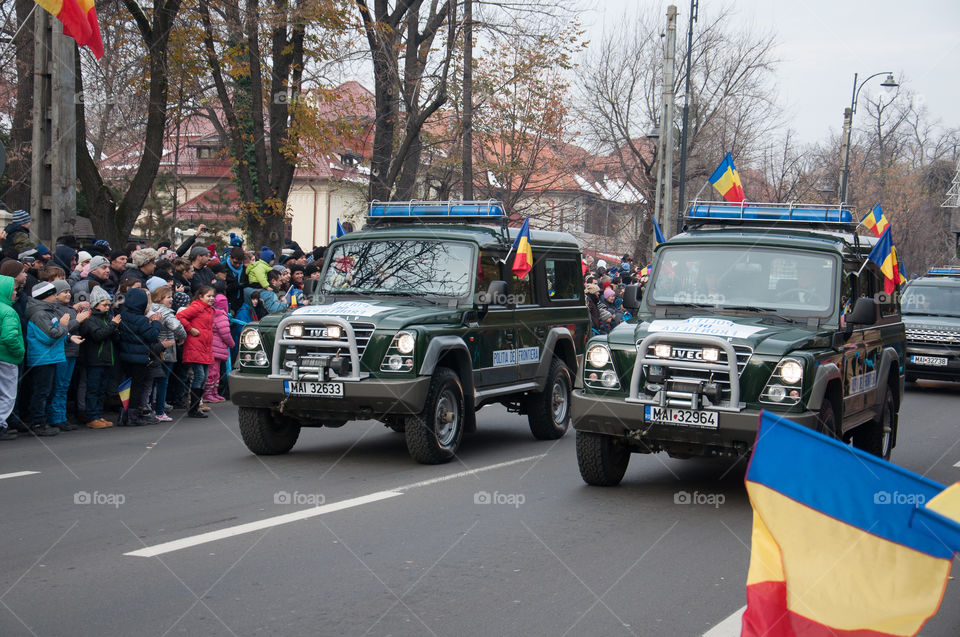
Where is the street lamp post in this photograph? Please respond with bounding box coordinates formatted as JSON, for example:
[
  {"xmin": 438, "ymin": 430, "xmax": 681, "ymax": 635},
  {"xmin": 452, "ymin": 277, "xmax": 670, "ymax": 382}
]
[{"xmin": 839, "ymin": 71, "xmax": 898, "ymax": 204}]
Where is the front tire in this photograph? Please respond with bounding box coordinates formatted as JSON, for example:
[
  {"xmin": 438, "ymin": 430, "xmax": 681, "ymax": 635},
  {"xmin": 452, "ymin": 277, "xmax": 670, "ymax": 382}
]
[
  {"xmin": 815, "ymin": 398, "xmax": 839, "ymax": 439},
  {"xmin": 852, "ymin": 388, "xmax": 895, "ymax": 460},
  {"xmin": 238, "ymin": 407, "xmax": 300, "ymax": 455},
  {"xmin": 527, "ymin": 358, "xmax": 572, "ymax": 440},
  {"xmin": 405, "ymin": 367, "xmax": 465, "ymax": 464},
  {"xmin": 576, "ymin": 431, "xmax": 630, "ymax": 486}
]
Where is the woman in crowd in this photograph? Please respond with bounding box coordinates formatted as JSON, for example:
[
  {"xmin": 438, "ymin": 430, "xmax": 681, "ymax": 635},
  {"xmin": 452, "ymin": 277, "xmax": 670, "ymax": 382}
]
[{"xmin": 116, "ymin": 288, "xmax": 163, "ymax": 426}]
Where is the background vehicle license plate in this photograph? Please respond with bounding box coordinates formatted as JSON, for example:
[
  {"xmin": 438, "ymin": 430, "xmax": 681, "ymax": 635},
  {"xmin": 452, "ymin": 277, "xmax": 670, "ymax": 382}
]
[
  {"xmin": 644, "ymin": 405, "xmax": 718, "ymax": 428},
  {"xmin": 283, "ymin": 381, "xmax": 344, "ymax": 397},
  {"xmin": 910, "ymin": 355, "xmax": 948, "ymax": 367}
]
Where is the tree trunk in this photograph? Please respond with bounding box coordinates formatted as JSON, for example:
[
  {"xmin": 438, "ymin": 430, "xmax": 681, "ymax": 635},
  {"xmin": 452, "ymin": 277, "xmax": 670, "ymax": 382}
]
[{"xmin": 7, "ymin": 0, "xmax": 35, "ymax": 212}]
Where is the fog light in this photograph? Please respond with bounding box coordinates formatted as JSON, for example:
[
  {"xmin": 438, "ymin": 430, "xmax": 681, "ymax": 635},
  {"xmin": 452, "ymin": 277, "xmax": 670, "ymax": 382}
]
[
  {"xmin": 647, "ymin": 365, "xmax": 665, "ymax": 383},
  {"xmin": 768, "ymin": 385, "xmax": 786, "ymax": 402},
  {"xmin": 654, "ymin": 344, "xmax": 671, "ymax": 358},
  {"xmin": 388, "ymin": 355, "xmax": 403, "ymax": 370},
  {"xmin": 288, "ymin": 324, "xmax": 303, "ymax": 338},
  {"xmin": 254, "ymin": 351, "xmax": 267, "ymax": 365},
  {"xmin": 702, "ymin": 347, "xmax": 719, "ymax": 362},
  {"xmin": 601, "ymin": 371, "xmax": 618, "ymax": 387},
  {"xmin": 326, "ymin": 325, "xmax": 341, "ymax": 339}
]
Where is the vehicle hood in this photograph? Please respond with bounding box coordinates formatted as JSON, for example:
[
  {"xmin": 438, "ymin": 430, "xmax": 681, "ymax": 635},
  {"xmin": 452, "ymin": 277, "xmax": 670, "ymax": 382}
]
[
  {"xmin": 608, "ymin": 314, "xmax": 830, "ymax": 357},
  {"xmin": 902, "ymin": 315, "xmax": 960, "ymax": 332},
  {"xmin": 257, "ymin": 298, "xmax": 463, "ymax": 331}
]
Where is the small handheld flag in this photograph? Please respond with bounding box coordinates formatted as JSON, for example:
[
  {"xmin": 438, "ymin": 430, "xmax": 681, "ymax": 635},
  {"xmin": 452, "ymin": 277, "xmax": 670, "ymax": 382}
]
[
  {"xmin": 653, "ymin": 217, "xmax": 666, "ymax": 245},
  {"xmin": 708, "ymin": 152, "xmax": 745, "ymax": 203},
  {"xmin": 511, "ymin": 218, "xmax": 533, "ymax": 280},
  {"xmin": 117, "ymin": 378, "xmax": 131, "ymax": 410},
  {"xmin": 33, "ymin": 0, "xmax": 104, "ymax": 59}
]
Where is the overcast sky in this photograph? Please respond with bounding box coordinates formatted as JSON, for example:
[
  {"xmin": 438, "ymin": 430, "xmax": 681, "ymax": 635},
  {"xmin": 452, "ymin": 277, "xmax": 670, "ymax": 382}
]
[{"xmin": 580, "ymin": 0, "xmax": 960, "ymax": 145}]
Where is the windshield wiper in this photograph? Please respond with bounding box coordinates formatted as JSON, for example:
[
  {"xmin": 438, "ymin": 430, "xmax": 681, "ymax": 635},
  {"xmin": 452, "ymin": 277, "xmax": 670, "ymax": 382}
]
[
  {"xmin": 659, "ymin": 302, "xmax": 717, "ymax": 309},
  {"xmin": 721, "ymin": 305, "xmax": 800, "ymax": 324},
  {"xmin": 903, "ymin": 311, "xmax": 960, "ymax": 318}
]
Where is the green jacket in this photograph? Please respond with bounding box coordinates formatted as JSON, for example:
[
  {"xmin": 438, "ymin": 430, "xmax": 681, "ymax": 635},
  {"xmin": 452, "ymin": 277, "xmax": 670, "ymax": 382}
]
[
  {"xmin": 246, "ymin": 259, "xmax": 273, "ymax": 290},
  {"xmin": 0, "ymin": 275, "xmax": 24, "ymax": 365}
]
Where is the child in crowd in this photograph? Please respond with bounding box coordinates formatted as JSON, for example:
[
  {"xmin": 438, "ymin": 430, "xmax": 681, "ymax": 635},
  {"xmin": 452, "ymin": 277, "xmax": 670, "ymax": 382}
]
[
  {"xmin": 79, "ymin": 286, "xmax": 120, "ymax": 429},
  {"xmin": 48, "ymin": 279, "xmax": 90, "ymax": 430},
  {"xmin": 177, "ymin": 286, "xmax": 215, "ymax": 418},
  {"xmin": 0, "ymin": 274, "xmax": 24, "ymax": 440},
  {"xmin": 205, "ymin": 294, "xmax": 235, "ymax": 403},
  {"xmin": 24, "ymin": 282, "xmax": 72, "ymax": 436},
  {"xmin": 150, "ymin": 286, "xmax": 186, "ymax": 421}
]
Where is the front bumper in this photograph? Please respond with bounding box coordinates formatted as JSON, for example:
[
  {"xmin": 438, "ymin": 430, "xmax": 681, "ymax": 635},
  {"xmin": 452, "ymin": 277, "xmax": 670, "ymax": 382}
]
[
  {"xmin": 229, "ymin": 371, "xmax": 431, "ymax": 419},
  {"xmin": 571, "ymin": 389, "xmax": 819, "ymax": 455},
  {"xmin": 904, "ymin": 344, "xmax": 960, "ymax": 381}
]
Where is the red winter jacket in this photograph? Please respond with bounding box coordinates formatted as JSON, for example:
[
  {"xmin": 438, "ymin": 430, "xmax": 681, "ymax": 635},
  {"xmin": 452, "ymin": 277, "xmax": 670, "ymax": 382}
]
[{"xmin": 178, "ymin": 299, "xmax": 214, "ymax": 364}]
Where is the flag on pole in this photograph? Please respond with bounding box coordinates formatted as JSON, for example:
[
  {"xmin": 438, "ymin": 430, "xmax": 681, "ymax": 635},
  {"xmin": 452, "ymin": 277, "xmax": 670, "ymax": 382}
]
[
  {"xmin": 862, "ymin": 203, "xmax": 890, "ymax": 237},
  {"xmin": 708, "ymin": 152, "xmax": 745, "ymax": 203},
  {"xmin": 867, "ymin": 227, "xmax": 899, "ymax": 294},
  {"xmin": 117, "ymin": 378, "xmax": 131, "ymax": 410},
  {"xmin": 743, "ymin": 410, "xmax": 960, "ymax": 637},
  {"xmin": 33, "ymin": 0, "xmax": 104, "ymax": 59},
  {"xmin": 336, "ymin": 218, "xmax": 346, "ymax": 238},
  {"xmin": 653, "ymin": 217, "xmax": 666, "ymax": 245},
  {"xmin": 511, "ymin": 218, "xmax": 533, "ymax": 280}
]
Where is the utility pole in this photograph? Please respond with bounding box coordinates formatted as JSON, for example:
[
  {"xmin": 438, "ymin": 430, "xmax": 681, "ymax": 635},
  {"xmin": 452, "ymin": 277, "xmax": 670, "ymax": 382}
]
[
  {"xmin": 461, "ymin": 0, "xmax": 474, "ymax": 200},
  {"xmin": 662, "ymin": 5, "xmax": 677, "ymax": 240},
  {"xmin": 676, "ymin": 0, "xmax": 697, "ymax": 233},
  {"xmin": 30, "ymin": 10, "xmax": 76, "ymax": 247}
]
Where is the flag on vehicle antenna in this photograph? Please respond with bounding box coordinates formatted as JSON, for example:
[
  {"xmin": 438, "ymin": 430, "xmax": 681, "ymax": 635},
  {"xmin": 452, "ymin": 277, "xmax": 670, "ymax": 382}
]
[
  {"xmin": 866, "ymin": 227, "xmax": 899, "ymax": 294},
  {"xmin": 742, "ymin": 410, "xmax": 960, "ymax": 637},
  {"xmin": 336, "ymin": 218, "xmax": 346, "ymax": 238},
  {"xmin": 32, "ymin": 0, "xmax": 103, "ymax": 59},
  {"xmin": 862, "ymin": 203, "xmax": 890, "ymax": 238},
  {"xmin": 653, "ymin": 216, "xmax": 666, "ymax": 245},
  {"xmin": 511, "ymin": 218, "xmax": 533, "ymax": 280},
  {"xmin": 708, "ymin": 152, "xmax": 745, "ymax": 203}
]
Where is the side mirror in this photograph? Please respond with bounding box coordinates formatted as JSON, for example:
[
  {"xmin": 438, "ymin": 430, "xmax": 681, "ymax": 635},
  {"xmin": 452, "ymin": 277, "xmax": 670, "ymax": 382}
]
[
  {"xmin": 478, "ymin": 280, "xmax": 507, "ymax": 309},
  {"xmin": 847, "ymin": 297, "xmax": 877, "ymax": 326},
  {"xmin": 622, "ymin": 284, "xmax": 641, "ymax": 312}
]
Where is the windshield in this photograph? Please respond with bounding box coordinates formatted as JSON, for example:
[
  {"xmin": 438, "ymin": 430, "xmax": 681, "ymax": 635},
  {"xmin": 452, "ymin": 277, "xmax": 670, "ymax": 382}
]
[
  {"xmin": 648, "ymin": 246, "xmax": 837, "ymax": 316},
  {"xmin": 319, "ymin": 239, "xmax": 474, "ymax": 298},
  {"xmin": 901, "ymin": 284, "xmax": 960, "ymax": 317}
]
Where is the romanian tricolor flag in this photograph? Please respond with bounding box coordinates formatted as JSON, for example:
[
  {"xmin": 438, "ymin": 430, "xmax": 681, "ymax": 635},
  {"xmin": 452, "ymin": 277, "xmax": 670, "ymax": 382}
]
[
  {"xmin": 867, "ymin": 227, "xmax": 900, "ymax": 294},
  {"xmin": 743, "ymin": 410, "xmax": 960, "ymax": 637},
  {"xmin": 117, "ymin": 377, "xmax": 131, "ymax": 410},
  {"xmin": 653, "ymin": 217, "xmax": 666, "ymax": 245},
  {"xmin": 511, "ymin": 217, "xmax": 533, "ymax": 280},
  {"xmin": 33, "ymin": 0, "xmax": 104, "ymax": 59},
  {"xmin": 708, "ymin": 152, "xmax": 745, "ymax": 203},
  {"xmin": 863, "ymin": 204, "xmax": 907, "ymax": 284}
]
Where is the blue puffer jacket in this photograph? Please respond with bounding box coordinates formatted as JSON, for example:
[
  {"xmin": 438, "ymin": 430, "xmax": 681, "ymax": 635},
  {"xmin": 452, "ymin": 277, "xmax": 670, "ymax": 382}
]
[
  {"xmin": 25, "ymin": 297, "xmax": 68, "ymax": 366},
  {"xmin": 117, "ymin": 288, "xmax": 161, "ymax": 365}
]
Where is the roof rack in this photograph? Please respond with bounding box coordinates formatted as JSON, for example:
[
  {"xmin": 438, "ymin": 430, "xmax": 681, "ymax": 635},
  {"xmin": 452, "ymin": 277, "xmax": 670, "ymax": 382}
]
[
  {"xmin": 367, "ymin": 200, "xmax": 506, "ymax": 222},
  {"xmin": 685, "ymin": 200, "xmax": 858, "ymax": 231},
  {"xmin": 926, "ymin": 266, "xmax": 960, "ymax": 277}
]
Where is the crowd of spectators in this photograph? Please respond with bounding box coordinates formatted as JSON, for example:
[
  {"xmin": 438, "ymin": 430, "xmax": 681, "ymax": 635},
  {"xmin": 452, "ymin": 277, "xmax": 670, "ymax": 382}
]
[
  {"xmin": 0, "ymin": 212, "xmax": 324, "ymax": 440},
  {"xmin": 584, "ymin": 253, "xmax": 645, "ymax": 334}
]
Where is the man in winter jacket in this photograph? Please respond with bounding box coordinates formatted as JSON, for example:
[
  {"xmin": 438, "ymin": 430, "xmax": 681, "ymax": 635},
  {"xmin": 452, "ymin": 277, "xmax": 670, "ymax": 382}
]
[
  {"xmin": 0, "ymin": 275, "xmax": 24, "ymax": 440},
  {"xmin": 79, "ymin": 286, "xmax": 119, "ymax": 428},
  {"xmin": 73, "ymin": 255, "xmax": 111, "ymax": 303},
  {"xmin": 24, "ymin": 282, "xmax": 72, "ymax": 436},
  {"xmin": 122, "ymin": 248, "xmax": 158, "ymax": 285},
  {"xmin": 189, "ymin": 245, "xmax": 215, "ymax": 289},
  {"xmin": 52, "ymin": 245, "xmax": 77, "ymax": 273},
  {"xmin": 260, "ymin": 270, "xmax": 287, "ymax": 314},
  {"xmin": 117, "ymin": 288, "xmax": 162, "ymax": 425},
  {"xmin": 224, "ymin": 246, "xmax": 247, "ymax": 313},
  {"xmin": 105, "ymin": 250, "xmax": 128, "ymax": 294},
  {"xmin": 246, "ymin": 247, "xmax": 275, "ymax": 290},
  {"xmin": 1, "ymin": 209, "xmax": 35, "ymax": 260}
]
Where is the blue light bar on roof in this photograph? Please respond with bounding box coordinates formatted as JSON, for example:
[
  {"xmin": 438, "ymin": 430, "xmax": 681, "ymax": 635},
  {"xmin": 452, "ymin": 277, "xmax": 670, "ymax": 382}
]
[
  {"xmin": 688, "ymin": 202, "xmax": 854, "ymax": 223},
  {"xmin": 368, "ymin": 200, "xmax": 505, "ymax": 218},
  {"xmin": 927, "ymin": 267, "xmax": 960, "ymax": 276}
]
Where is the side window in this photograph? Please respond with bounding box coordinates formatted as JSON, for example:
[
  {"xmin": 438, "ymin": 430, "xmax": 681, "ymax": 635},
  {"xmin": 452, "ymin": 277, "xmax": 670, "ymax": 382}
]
[
  {"xmin": 510, "ymin": 268, "xmax": 533, "ymax": 306},
  {"xmin": 478, "ymin": 253, "xmax": 504, "ymax": 305},
  {"xmin": 544, "ymin": 258, "xmax": 582, "ymax": 302},
  {"xmin": 840, "ymin": 264, "xmax": 857, "ymax": 320}
]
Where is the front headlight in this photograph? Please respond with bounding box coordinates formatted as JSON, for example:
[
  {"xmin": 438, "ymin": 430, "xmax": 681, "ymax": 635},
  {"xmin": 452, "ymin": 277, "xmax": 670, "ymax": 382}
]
[
  {"xmin": 780, "ymin": 360, "xmax": 803, "ymax": 385},
  {"xmin": 396, "ymin": 332, "xmax": 415, "ymax": 354},
  {"xmin": 587, "ymin": 345, "xmax": 610, "ymax": 368},
  {"xmin": 241, "ymin": 329, "xmax": 261, "ymax": 349}
]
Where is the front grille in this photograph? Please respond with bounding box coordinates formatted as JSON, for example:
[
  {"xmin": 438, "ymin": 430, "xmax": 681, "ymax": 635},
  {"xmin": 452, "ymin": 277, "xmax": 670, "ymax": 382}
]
[
  {"xmin": 641, "ymin": 343, "xmax": 753, "ymax": 401},
  {"xmin": 906, "ymin": 329, "xmax": 960, "ymax": 346},
  {"xmin": 294, "ymin": 322, "xmax": 375, "ymax": 359}
]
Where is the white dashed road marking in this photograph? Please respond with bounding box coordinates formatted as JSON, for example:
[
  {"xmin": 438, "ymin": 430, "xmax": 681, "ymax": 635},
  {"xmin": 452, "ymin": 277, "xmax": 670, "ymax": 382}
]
[
  {"xmin": 703, "ymin": 605, "xmax": 745, "ymax": 637},
  {"xmin": 0, "ymin": 471, "xmax": 41, "ymax": 480}
]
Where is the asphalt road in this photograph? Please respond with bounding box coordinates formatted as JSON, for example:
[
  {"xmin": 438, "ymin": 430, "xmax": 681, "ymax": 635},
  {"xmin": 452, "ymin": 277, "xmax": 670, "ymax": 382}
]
[{"xmin": 1, "ymin": 381, "xmax": 959, "ymax": 637}]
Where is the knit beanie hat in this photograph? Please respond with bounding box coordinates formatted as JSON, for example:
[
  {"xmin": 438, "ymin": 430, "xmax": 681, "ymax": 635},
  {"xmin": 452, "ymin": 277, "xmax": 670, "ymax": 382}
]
[
  {"xmin": 36, "ymin": 244, "xmax": 51, "ymax": 257},
  {"xmin": 146, "ymin": 276, "xmax": 167, "ymax": 293},
  {"xmin": 52, "ymin": 279, "xmax": 71, "ymax": 294},
  {"xmin": 131, "ymin": 248, "xmax": 159, "ymax": 268},
  {"xmin": 32, "ymin": 281, "xmax": 56, "ymax": 299},
  {"xmin": 229, "ymin": 232, "xmax": 244, "ymax": 246},
  {"xmin": 89, "ymin": 285, "xmax": 111, "ymax": 306},
  {"xmin": 77, "ymin": 251, "xmax": 92, "ymax": 265},
  {"xmin": 12, "ymin": 209, "xmax": 30, "ymax": 225},
  {"xmin": 0, "ymin": 260, "xmax": 24, "ymax": 277},
  {"xmin": 260, "ymin": 246, "xmax": 275, "ymax": 263},
  {"xmin": 189, "ymin": 245, "xmax": 209, "ymax": 260},
  {"xmin": 88, "ymin": 255, "xmax": 110, "ymax": 271},
  {"xmin": 603, "ymin": 287, "xmax": 616, "ymax": 301}
]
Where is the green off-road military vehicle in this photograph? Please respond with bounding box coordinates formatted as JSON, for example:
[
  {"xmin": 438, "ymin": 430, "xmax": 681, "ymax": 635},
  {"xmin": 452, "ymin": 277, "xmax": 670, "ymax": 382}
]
[
  {"xmin": 230, "ymin": 201, "xmax": 589, "ymax": 464},
  {"xmin": 572, "ymin": 202, "xmax": 906, "ymax": 486},
  {"xmin": 901, "ymin": 267, "xmax": 960, "ymax": 383}
]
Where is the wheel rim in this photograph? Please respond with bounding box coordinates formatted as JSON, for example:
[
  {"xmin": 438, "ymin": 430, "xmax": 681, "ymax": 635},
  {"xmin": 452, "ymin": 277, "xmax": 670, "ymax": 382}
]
[
  {"xmin": 435, "ymin": 388, "xmax": 459, "ymax": 447},
  {"xmin": 551, "ymin": 375, "xmax": 569, "ymax": 425},
  {"xmin": 881, "ymin": 398, "xmax": 893, "ymax": 457}
]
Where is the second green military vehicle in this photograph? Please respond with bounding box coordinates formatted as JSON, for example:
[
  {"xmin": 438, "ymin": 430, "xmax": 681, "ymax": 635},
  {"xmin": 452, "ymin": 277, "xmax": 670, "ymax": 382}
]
[
  {"xmin": 230, "ymin": 201, "xmax": 589, "ymax": 464},
  {"xmin": 572, "ymin": 202, "xmax": 906, "ymax": 485}
]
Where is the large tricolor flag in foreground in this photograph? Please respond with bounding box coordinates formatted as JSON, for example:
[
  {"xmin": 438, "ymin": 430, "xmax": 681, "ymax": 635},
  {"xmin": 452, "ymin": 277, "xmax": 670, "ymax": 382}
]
[
  {"xmin": 708, "ymin": 152, "xmax": 745, "ymax": 203},
  {"xmin": 511, "ymin": 217, "xmax": 533, "ymax": 280},
  {"xmin": 33, "ymin": 0, "xmax": 104, "ymax": 59},
  {"xmin": 743, "ymin": 410, "xmax": 960, "ymax": 637}
]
